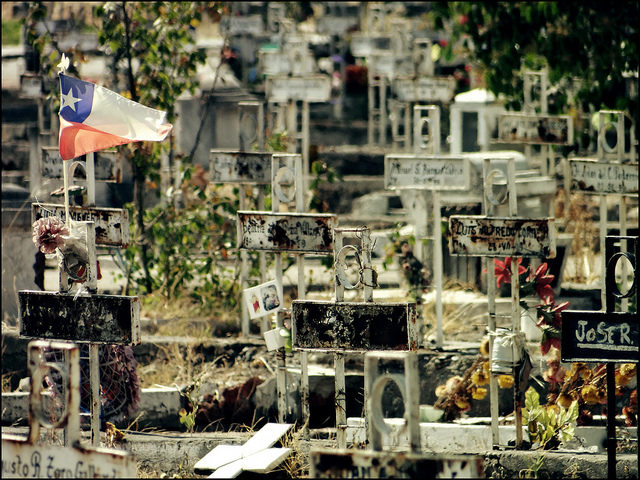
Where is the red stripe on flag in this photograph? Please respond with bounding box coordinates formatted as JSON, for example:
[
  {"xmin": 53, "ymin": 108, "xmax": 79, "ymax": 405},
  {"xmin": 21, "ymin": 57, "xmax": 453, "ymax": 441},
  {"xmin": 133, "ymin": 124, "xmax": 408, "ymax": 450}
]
[{"xmin": 58, "ymin": 117, "xmax": 136, "ymax": 160}]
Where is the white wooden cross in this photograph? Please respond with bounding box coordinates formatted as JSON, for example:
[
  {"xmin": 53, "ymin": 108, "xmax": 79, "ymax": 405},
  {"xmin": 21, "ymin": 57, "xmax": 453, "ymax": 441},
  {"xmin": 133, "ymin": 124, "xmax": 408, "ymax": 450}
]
[
  {"xmin": 194, "ymin": 423, "xmax": 293, "ymax": 478},
  {"xmin": 564, "ymin": 110, "xmax": 638, "ymax": 311},
  {"xmin": 449, "ymin": 155, "xmax": 557, "ymax": 449}
]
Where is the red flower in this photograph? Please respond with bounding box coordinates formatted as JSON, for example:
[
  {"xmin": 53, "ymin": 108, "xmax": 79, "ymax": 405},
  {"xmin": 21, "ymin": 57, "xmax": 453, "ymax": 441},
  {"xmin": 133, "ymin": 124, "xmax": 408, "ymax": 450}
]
[
  {"xmin": 493, "ymin": 258, "xmax": 526, "ymax": 289},
  {"xmin": 529, "ymin": 263, "xmax": 555, "ymax": 302},
  {"xmin": 458, "ymin": 14, "xmax": 469, "ymax": 25},
  {"xmin": 537, "ymin": 298, "xmax": 569, "ymax": 329},
  {"xmin": 540, "ymin": 328, "xmax": 561, "ymax": 356}
]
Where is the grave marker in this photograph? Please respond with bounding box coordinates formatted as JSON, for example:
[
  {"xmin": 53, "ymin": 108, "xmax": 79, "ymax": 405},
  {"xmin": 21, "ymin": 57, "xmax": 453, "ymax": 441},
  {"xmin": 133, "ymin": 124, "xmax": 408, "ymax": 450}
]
[
  {"xmin": 497, "ymin": 113, "xmax": 573, "ymax": 145},
  {"xmin": 194, "ymin": 423, "xmax": 293, "ymax": 478},
  {"xmin": 309, "ymin": 351, "xmax": 483, "ymax": 478},
  {"xmin": 265, "ymin": 75, "xmax": 331, "ymax": 103},
  {"xmin": 392, "ymin": 76, "xmax": 456, "ymax": 104},
  {"xmin": 1, "ymin": 341, "xmax": 136, "ymax": 478},
  {"xmin": 568, "ymin": 159, "xmax": 638, "ymax": 195},
  {"xmin": 564, "ymin": 110, "xmax": 637, "ymax": 310},
  {"xmin": 236, "ymin": 211, "xmax": 337, "ymax": 254},
  {"xmin": 562, "ymin": 235, "xmax": 638, "ymax": 480},
  {"xmin": 41, "ymin": 146, "xmax": 121, "ymax": 182},
  {"xmin": 384, "ymin": 106, "xmax": 474, "ymax": 348},
  {"xmin": 292, "ymin": 226, "xmax": 418, "ymax": 448},
  {"xmin": 448, "ymin": 156, "xmax": 556, "ymax": 449},
  {"xmin": 21, "ymin": 145, "xmax": 138, "ymax": 449},
  {"xmin": 32, "ymin": 204, "xmax": 129, "ymax": 247}
]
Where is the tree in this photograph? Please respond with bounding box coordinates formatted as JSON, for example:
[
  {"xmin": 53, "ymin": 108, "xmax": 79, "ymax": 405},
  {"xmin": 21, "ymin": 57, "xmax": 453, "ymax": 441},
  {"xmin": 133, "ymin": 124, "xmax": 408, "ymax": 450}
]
[
  {"xmin": 431, "ymin": 2, "xmax": 639, "ymax": 132},
  {"xmin": 24, "ymin": 2, "xmax": 225, "ymax": 294}
]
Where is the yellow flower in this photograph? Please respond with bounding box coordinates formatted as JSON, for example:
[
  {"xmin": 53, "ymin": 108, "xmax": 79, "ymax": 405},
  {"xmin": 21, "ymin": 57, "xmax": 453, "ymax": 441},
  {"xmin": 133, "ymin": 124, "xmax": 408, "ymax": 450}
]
[
  {"xmin": 581, "ymin": 384, "xmax": 599, "ymax": 405},
  {"xmin": 497, "ymin": 374, "xmax": 514, "ymax": 389},
  {"xmin": 620, "ymin": 364, "xmax": 636, "ymax": 377},
  {"xmin": 472, "ymin": 387, "xmax": 488, "ymax": 400},
  {"xmin": 435, "ymin": 385, "xmax": 447, "ymax": 398},
  {"xmin": 471, "ymin": 370, "xmax": 489, "ymax": 386},
  {"xmin": 479, "ymin": 337, "xmax": 490, "ymax": 356},
  {"xmin": 454, "ymin": 396, "xmax": 471, "ymax": 411},
  {"xmin": 482, "ymin": 361, "xmax": 491, "ymax": 376}
]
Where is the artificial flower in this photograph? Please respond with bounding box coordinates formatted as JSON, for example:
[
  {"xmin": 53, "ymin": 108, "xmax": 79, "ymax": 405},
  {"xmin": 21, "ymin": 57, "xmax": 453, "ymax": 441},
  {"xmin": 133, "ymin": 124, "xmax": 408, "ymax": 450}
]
[
  {"xmin": 493, "ymin": 257, "xmax": 526, "ymax": 289},
  {"xmin": 497, "ymin": 374, "xmax": 514, "ymax": 389},
  {"xmin": 471, "ymin": 387, "xmax": 487, "ymax": 400}
]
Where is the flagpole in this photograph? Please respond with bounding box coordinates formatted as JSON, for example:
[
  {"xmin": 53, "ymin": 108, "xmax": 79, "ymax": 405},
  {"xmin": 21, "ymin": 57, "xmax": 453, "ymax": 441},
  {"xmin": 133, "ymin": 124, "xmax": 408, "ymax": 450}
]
[{"xmin": 63, "ymin": 158, "xmax": 70, "ymax": 229}]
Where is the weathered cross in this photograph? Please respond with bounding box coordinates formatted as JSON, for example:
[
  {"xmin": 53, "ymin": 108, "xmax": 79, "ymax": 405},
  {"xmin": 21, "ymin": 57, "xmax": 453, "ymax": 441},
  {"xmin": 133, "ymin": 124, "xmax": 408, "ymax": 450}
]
[
  {"xmin": 2, "ymin": 341, "xmax": 136, "ymax": 478},
  {"xmin": 20, "ymin": 149, "xmax": 140, "ymax": 448},
  {"xmin": 449, "ymin": 155, "xmax": 557, "ymax": 449},
  {"xmin": 236, "ymin": 153, "xmax": 338, "ymax": 424},
  {"xmin": 561, "ymin": 235, "xmax": 638, "ymax": 480}
]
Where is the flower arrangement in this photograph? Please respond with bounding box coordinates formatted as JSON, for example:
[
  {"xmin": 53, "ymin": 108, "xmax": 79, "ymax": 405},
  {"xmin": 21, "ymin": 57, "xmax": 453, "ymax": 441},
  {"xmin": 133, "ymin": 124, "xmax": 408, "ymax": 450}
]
[{"xmin": 434, "ymin": 258, "xmax": 638, "ymax": 435}]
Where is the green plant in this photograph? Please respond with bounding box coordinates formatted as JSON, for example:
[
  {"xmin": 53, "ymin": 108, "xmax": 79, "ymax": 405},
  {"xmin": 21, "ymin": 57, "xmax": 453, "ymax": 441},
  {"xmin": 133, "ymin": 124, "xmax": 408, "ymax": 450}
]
[
  {"xmin": 518, "ymin": 455, "xmax": 545, "ymax": 479},
  {"xmin": 522, "ymin": 386, "xmax": 579, "ymax": 450},
  {"xmin": 2, "ymin": 19, "xmax": 22, "ymax": 45},
  {"xmin": 178, "ymin": 384, "xmax": 198, "ymax": 434}
]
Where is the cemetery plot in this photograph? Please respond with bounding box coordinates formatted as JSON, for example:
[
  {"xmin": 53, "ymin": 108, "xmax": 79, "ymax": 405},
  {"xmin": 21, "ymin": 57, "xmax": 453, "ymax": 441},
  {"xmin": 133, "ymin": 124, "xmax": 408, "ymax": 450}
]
[
  {"xmin": 497, "ymin": 113, "xmax": 572, "ymax": 145},
  {"xmin": 392, "ymin": 76, "xmax": 456, "ymax": 103},
  {"xmin": 384, "ymin": 155, "xmax": 470, "ymax": 190},
  {"xmin": 209, "ymin": 151, "xmax": 272, "ymax": 184},
  {"xmin": 292, "ymin": 300, "xmax": 418, "ymax": 350},
  {"xmin": 569, "ymin": 159, "xmax": 639, "ymax": 195},
  {"xmin": 32, "ymin": 204, "xmax": 129, "ymax": 247},
  {"xmin": 449, "ymin": 216, "xmax": 556, "ymax": 258},
  {"xmin": 561, "ymin": 311, "xmax": 638, "ymax": 363},
  {"xmin": 265, "ymin": 75, "xmax": 331, "ymax": 103},
  {"xmin": 40, "ymin": 147, "xmax": 121, "ymax": 182},
  {"xmin": 19, "ymin": 291, "xmax": 141, "ymax": 345},
  {"xmin": 2, "ymin": 438, "xmax": 136, "ymax": 479},
  {"xmin": 237, "ymin": 211, "xmax": 337, "ymax": 254}
]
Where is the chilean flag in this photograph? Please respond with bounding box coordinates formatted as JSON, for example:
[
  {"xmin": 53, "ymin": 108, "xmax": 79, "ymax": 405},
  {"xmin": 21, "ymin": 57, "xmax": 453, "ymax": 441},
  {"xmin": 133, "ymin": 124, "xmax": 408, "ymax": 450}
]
[{"xmin": 58, "ymin": 74, "xmax": 173, "ymax": 160}]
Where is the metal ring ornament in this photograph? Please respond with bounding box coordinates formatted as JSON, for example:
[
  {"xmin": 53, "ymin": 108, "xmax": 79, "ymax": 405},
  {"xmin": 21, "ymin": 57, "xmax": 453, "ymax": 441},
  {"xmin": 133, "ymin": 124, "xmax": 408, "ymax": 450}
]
[
  {"xmin": 31, "ymin": 362, "xmax": 69, "ymax": 429},
  {"xmin": 239, "ymin": 112, "xmax": 258, "ymax": 145},
  {"xmin": 273, "ymin": 166, "xmax": 296, "ymax": 204},
  {"xmin": 600, "ymin": 121, "xmax": 619, "ymax": 154},
  {"xmin": 418, "ymin": 118, "xmax": 431, "ymax": 149},
  {"xmin": 369, "ymin": 373, "xmax": 408, "ymax": 437},
  {"xmin": 335, "ymin": 245, "xmax": 362, "ymax": 289},
  {"xmin": 606, "ymin": 251, "xmax": 637, "ymax": 299},
  {"xmin": 484, "ymin": 168, "xmax": 509, "ymax": 206}
]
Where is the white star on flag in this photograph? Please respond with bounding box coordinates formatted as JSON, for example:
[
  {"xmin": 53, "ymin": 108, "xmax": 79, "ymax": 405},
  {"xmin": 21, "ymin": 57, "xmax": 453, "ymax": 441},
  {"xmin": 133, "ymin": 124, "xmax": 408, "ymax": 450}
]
[{"xmin": 61, "ymin": 87, "xmax": 81, "ymax": 112}]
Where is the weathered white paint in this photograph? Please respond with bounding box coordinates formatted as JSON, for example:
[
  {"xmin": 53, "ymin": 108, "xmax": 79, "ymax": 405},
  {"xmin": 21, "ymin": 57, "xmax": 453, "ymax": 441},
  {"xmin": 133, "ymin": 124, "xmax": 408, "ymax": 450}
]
[
  {"xmin": 384, "ymin": 154, "xmax": 470, "ymax": 190},
  {"xmin": 569, "ymin": 159, "xmax": 638, "ymax": 195},
  {"xmin": 266, "ymin": 75, "xmax": 331, "ymax": 103}
]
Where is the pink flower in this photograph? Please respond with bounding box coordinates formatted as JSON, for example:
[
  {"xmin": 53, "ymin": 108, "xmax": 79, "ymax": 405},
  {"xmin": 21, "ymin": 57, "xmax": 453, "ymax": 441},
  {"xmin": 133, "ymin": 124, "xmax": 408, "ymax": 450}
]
[
  {"xmin": 32, "ymin": 217, "xmax": 69, "ymax": 254},
  {"xmin": 493, "ymin": 258, "xmax": 526, "ymax": 289},
  {"xmin": 458, "ymin": 14, "xmax": 469, "ymax": 25}
]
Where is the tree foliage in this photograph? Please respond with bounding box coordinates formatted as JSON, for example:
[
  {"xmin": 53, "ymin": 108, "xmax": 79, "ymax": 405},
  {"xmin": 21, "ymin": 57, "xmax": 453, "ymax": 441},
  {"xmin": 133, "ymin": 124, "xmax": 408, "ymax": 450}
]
[{"xmin": 432, "ymin": 2, "xmax": 639, "ymax": 123}]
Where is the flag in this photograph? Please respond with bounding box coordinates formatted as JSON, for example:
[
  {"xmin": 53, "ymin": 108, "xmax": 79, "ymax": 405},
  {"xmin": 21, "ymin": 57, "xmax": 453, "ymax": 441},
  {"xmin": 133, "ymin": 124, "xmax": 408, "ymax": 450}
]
[{"xmin": 58, "ymin": 74, "xmax": 173, "ymax": 160}]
